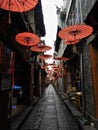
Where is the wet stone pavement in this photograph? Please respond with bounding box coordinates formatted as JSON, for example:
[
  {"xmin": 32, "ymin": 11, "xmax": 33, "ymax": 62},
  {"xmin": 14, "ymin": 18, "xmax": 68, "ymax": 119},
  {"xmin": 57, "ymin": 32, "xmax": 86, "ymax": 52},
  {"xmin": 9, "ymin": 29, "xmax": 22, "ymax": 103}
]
[{"xmin": 19, "ymin": 84, "xmax": 79, "ymax": 130}]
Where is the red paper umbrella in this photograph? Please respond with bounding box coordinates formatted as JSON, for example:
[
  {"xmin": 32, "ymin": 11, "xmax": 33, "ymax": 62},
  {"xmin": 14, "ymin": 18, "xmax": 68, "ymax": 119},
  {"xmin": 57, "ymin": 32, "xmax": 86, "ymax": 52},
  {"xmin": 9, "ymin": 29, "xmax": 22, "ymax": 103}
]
[
  {"xmin": 46, "ymin": 63, "xmax": 56, "ymax": 67},
  {"xmin": 40, "ymin": 65, "xmax": 46, "ymax": 69},
  {"xmin": 52, "ymin": 68, "xmax": 59, "ymax": 72},
  {"xmin": 30, "ymin": 45, "xmax": 52, "ymax": 53},
  {"xmin": 64, "ymin": 39, "xmax": 80, "ymax": 45},
  {"xmin": 0, "ymin": 0, "xmax": 38, "ymax": 12},
  {"xmin": 54, "ymin": 56, "xmax": 69, "ymax": 61},
  {"xmin": 46, "ymin": 64, "xmax": 59, "ymax": 69},
  {"xmin": 39, "ymin": 54, "xmax": 52, "ymax": 60},
  {"xmin": 58, "ymin": 24, "xmax": 93, "ymax": 41},
  {"xmin": 15, "ymin": 32, "xmax": 40, "ymax": 46}
]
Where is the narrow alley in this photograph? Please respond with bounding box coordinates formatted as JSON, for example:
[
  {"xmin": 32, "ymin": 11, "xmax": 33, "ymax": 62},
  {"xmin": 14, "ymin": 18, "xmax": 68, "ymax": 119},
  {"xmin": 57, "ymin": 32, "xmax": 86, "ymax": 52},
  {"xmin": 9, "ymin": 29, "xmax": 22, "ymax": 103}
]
[
  {"xmin": 1, "ymin": 1, "xmax": 98, "ymax": 130},
  {"xmin": 17, "ymin": 84, "xmax": 79, "ymax": 130}
]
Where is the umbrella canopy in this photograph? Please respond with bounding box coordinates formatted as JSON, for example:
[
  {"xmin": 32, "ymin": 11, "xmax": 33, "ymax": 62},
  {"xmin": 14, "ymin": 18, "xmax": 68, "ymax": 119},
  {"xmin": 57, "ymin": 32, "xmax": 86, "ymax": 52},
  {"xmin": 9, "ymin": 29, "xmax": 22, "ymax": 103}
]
[
  {"xmin": 15, "ymin": 32, "xmax": 40, "ymax": 46},
  {"xmin": 39, "ymin": 54, "xmax": 52, "ymax": 60},
  {"xmin": 46, "ymin": 64, "xmax": 59, "ymax": 69},
  {"xmin": 40, "ymin": 65, "xmax": 46, "ymax": 69},
  {"xmin": 30, "ymin": 45, "xmax": 52, "ymax": 53},
  {"xmin": 54, "ymin": 56, "xmax": 69, "ymax": 61},
  {"xmin": 0, "ymin": 0, "xmax": 38, "ymax": 12},
  {"xmin": 58, "ymin": 24, "xmax": 93, "ymax": 41},
  {"xmin": 64, "ymin": 39, "xmax": 80, "ymax": 45}
]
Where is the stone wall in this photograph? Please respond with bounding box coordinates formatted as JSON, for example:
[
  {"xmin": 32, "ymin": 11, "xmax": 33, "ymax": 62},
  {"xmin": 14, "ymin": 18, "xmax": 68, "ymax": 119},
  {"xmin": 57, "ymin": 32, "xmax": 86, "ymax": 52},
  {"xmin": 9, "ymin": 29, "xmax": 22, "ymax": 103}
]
[
  {"xmin": 81, "ymin": 0, "xmax": 97, "ymax": 20},
  {"xmin": 63, "ymin": 0, "xmax": 97, "ymax": 117},
  {"xmin": 82, "ymin": 41, "xmax": 95, "ymax": 116}
]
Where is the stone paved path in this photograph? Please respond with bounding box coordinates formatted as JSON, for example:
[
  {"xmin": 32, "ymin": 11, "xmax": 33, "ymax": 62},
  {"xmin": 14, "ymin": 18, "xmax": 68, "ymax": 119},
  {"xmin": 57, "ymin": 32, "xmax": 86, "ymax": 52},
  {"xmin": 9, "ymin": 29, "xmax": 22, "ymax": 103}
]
[{"xmin": 19, "ymin": 84, "xmax": 79, "ymax": 130}]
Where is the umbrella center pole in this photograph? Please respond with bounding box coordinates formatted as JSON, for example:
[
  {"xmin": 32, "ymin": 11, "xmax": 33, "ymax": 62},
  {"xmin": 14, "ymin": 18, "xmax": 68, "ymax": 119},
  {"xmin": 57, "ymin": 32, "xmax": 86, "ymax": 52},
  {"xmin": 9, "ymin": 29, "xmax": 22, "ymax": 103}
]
[
  {"xmin": 8, "ymin": 0, "xmax": 11, "ymax": 24},
  {"xmin": 8, "ymin": 12, "xmax": 11, "ymax": 24},
  {"xmin": 70, "ymin": 30, "xmax": 80, "ymax": 35},
  {"xmin": 73, "ymin": 44, "xmax": 77, "ymax": 53},
  {"xmin": 26, "ymin": 46, "xmax": 29, "ymax": 53},
  {"xmin": 73, "ymin": 34, "xmax": 77, "ymax": 53},
  {"xmin": 42, "ymin": 59, "xmax": 44, "ymax": 66}
]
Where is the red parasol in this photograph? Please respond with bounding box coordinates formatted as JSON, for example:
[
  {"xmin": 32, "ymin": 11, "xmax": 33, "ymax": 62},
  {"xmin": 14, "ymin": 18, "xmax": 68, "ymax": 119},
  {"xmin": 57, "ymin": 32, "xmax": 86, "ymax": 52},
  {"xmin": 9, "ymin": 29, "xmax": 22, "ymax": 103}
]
[
  {"xmin": 30, "ymin": 45, "xmax": 52, "ymax": 53},
  {"xmin": 15, "ymin": 32, "xmax": 40, "ymax": 46},
  {"xmin": 39, "ymin": 54, "xmax": 52, "ymax": 60},
  {"xmin": 40, "ymin": 65, "xmax": 46, "ymax": 69},
  {"xmin": 0, "ymin": 0, "xmax": 38, "ymax": 12},
  {"xmin": 54, "ymin": 56, "xmax": 69, "ymax": 61},
  {"xmin": 64, "ymin": 39, "xmax": 80, "ymax": 45},
  {"xmin": 58, "ymin": 24, "xmax": 93, "ymax": 41},
  {"xmin": 46, "ymin": 63, "xmax": 55, "ymax": 67},
  {"xmin": 46, "ymin": 64, "xmax": 59, "ymax": 69}
]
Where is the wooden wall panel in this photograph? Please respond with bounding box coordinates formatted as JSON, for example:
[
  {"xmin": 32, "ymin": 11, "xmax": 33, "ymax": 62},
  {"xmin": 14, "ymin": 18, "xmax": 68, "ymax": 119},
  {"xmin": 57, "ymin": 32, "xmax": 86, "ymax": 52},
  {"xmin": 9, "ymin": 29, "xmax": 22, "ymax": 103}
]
[{"xmin": 90, "ymin": 44, "xmax": 98, "ymax": 118}]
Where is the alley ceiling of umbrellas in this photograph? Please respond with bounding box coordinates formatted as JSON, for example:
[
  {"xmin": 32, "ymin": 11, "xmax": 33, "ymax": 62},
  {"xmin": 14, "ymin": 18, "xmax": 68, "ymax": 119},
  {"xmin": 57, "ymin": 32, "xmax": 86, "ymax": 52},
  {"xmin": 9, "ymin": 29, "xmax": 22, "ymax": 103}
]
[{"xmin": 0, "ymin": 0, "xmax": 93, "ymax": 81}]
